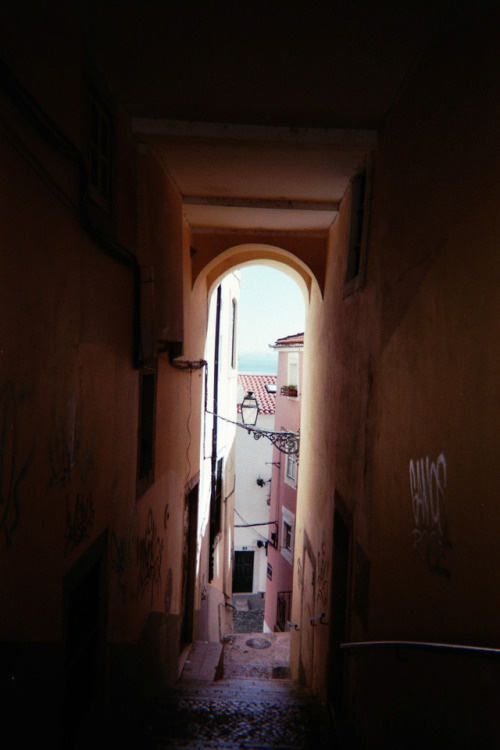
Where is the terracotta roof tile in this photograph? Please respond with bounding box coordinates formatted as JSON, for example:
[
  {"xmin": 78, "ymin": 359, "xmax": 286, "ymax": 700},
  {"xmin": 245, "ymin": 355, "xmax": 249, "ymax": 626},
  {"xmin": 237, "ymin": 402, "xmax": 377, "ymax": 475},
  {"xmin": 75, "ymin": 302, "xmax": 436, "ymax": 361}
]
[
  {"xmin": 273, "ymin": 332, "xmax": 304, "ymax": 347},
  {"xmin": 238, "ymin": 374, "xmax": 277, "ymax": 414}
]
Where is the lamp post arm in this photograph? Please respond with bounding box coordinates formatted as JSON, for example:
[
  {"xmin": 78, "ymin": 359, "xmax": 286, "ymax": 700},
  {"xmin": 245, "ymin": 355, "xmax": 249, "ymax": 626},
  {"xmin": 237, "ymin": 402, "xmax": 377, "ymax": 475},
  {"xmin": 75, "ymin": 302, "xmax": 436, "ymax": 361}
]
[
  {"xmin": 205, "ymin": 409, "xmax": 300, "ymax": 456},
  {"xmin": 245, "ymin": 425, "xmax": 300, "ymax": 456}
]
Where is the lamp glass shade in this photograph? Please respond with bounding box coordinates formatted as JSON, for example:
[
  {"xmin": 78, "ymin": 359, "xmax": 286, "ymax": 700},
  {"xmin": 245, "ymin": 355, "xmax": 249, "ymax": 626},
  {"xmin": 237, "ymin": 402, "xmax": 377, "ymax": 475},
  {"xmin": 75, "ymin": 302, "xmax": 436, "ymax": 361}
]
[{"xmin": 241, "ymin": 391, "xmax": 259, "ymax": 427}]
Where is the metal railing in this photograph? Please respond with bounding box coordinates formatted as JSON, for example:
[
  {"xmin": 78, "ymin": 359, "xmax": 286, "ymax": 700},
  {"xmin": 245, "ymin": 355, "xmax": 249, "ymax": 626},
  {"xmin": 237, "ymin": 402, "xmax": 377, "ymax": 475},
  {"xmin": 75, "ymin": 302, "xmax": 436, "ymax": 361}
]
[
  {"xmin": 340, "ymin": 639, "xmax": 500, "ymax": 658},
  {"xmin": 338, "ymin": 638, "xmax": 500, "ymax": 746}
]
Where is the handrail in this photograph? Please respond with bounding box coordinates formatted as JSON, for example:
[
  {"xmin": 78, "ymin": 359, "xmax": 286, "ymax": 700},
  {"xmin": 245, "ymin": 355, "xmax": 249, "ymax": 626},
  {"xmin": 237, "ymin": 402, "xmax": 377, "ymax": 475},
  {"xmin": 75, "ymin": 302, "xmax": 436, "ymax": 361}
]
[
  {"xmin": 341, "ymin": 640, "xmax": 500, "ymax": 658},
  {"xmin": 310, "ymin": 612, "xmax": 328, "ymax": 626}
]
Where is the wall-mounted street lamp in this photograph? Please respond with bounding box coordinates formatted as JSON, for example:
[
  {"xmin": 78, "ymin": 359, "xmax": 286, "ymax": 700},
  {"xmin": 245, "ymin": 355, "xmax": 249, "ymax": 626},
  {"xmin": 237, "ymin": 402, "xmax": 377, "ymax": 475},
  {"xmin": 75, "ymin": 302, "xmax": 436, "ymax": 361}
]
[
  {"xmin": 240, "ymin": 391, "xmax": 300, "ymax": 456},
  {"xmin": 256, "ymin": 477, "xmax": 271, "ymax": 487},
  {"xmin": 207, "ymin": 390, "xmax": 300, "ymax": 456}
]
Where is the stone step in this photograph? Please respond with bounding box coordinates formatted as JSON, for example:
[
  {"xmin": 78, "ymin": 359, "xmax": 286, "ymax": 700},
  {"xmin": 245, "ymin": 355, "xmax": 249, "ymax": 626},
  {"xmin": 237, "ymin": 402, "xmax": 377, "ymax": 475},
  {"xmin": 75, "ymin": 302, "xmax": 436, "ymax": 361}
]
[
  {"xmin": 168, "ymin": 678, "xmax": 323, "ymax": 706},
  {"xmin": 179, "ymin": 641, "xmax": 224, "ymax": 683},
  {"xmin": 142, "ymin": 678, "xmax": 334, "ymax": 749}
]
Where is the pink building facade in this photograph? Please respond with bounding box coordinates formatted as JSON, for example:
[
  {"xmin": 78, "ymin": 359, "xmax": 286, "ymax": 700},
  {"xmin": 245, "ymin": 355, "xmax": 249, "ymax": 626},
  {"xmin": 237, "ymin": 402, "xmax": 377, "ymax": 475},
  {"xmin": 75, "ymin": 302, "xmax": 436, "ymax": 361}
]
[{"xmin": 264, "ymin": 334, "xmax": 303, "ymax": 632}]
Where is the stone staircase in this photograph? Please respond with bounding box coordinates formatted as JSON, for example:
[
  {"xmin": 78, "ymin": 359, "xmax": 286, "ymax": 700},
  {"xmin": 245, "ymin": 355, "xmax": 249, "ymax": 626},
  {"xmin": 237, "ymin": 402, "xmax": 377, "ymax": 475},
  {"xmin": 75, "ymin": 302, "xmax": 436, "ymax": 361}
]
[
  {"xmin": 179, "ymin": 640, "xmax": 224, "ymax": 683},
  {"xmin": 140, "ymin": 639, "xmax": 335, "ymax": 749}
]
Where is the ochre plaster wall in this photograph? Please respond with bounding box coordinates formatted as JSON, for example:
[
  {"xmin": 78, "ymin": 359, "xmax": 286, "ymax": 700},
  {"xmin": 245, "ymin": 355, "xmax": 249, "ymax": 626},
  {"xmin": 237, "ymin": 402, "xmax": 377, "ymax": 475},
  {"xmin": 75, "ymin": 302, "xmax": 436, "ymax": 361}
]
[
  {"xmin": 0, "ymin": 27, "xmax": 210, "ymax": 742},
  {"xmin": 293, "ymin": 7, "xmax": 500, "ymax": 746}
]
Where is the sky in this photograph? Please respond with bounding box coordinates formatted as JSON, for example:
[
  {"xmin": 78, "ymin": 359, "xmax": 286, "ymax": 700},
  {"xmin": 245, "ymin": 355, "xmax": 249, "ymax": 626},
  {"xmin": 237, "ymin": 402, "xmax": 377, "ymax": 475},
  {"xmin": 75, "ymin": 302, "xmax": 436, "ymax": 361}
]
[{"xmin": 237, "ymin": 265, "xmax": 305, "ymax": 374}]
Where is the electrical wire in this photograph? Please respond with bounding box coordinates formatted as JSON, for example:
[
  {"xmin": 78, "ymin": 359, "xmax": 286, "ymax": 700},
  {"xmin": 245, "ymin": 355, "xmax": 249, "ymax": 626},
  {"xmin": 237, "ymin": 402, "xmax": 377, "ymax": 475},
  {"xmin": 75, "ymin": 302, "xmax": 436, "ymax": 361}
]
[{"xmin": 233, "ymin": 508, "xmax": 276, "ymax": 543}]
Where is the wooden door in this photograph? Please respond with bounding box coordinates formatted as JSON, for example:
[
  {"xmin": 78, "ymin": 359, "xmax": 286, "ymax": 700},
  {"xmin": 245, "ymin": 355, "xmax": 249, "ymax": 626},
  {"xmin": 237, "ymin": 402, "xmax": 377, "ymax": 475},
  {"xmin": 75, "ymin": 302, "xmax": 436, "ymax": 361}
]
[{"xmin": 233, "ymin": 550, "xmax": 254, "ymax": 592}]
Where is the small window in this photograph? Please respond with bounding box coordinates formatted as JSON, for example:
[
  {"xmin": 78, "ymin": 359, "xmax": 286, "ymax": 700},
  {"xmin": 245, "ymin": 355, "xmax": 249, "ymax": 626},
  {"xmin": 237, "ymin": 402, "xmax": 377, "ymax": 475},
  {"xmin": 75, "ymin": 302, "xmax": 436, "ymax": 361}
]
[
  {"xmin": 231, "ymin": 298, "xmax": 238, "ymax": 370},
  {"xmin": 281, "ymin": 506, "xmax": 295, "ymax": 564},
  {"xmin": 137, "ymin": 368, "xmax": 157, "ymax": 496},
  {"xmin": 267, "ymin": 563, "xmax": 273, "ymax": 581},
  {"xmin": 344, "ymin": 155, "xmax": 373, "ymax": 298},
  {"xmin": 345, "ymin": 171, "xmax": 366, "ymax": 284},
  {"xmin": 285, "ymin": 452, "xmax": 297, "ymax": 487},
  {"xmin": 88, "ymin": 91, "xmax": 112, "ymax": 211},
  {"xmin": 287, "ymin": 352, "xmax": 299, "ymax": 394}
]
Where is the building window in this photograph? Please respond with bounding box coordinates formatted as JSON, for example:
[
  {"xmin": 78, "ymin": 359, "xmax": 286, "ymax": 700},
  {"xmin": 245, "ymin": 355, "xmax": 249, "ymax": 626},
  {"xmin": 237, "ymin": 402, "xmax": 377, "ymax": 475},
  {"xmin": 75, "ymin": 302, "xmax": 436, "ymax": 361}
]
[
  {"xmin": 285, "ymin": 452, "xmax": 297, "ymax": 488},
  {"xmin": 345, "ymin": 171, "xmax": 366, "ymax": 284},
  {"xmin": 281, "ymin": 506, "xmax": 295, "ymax": 565},
  {"xmin": 344, "ymin": 155, "xmax": 373, "ymax": 298},
  {"xmin": 231, "ymin": 298, "xmax": 238, "ymax": 370},
  {"xmin": 137, "ymin": 368, "xmax": 157, "ymax": 496},
  {"xmin": 287, "ymin": 352, "xmax": 299, "ymax": 392},
  {"xmin": 88, "ymin": 91, "xmax": 112, "ymax": 211}
]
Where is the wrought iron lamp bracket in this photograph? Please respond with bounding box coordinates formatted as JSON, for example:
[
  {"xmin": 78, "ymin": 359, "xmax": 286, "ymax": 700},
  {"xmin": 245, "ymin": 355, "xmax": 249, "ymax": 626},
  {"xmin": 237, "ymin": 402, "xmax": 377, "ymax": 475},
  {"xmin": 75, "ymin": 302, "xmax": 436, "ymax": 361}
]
[{"xmin": 245, "ymin": 426, "xmax": 300, "ymax": 456}]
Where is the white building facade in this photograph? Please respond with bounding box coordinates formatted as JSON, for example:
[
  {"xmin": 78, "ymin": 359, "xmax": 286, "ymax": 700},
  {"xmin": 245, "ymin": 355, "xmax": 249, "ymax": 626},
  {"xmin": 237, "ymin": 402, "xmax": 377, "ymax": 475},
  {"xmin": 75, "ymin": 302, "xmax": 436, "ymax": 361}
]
[{"xmin": 233, "ymin": 374, "xmax": 277, "ymax": 595}]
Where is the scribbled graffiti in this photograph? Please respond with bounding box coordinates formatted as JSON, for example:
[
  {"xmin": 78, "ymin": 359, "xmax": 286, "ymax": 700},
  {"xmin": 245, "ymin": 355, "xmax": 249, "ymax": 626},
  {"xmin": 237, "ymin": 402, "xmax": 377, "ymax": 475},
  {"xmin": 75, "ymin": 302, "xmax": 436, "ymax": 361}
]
[
  {"xmin": 409, "ymin": 453, "xmax": 451, "ymax": 576},
  {"xmin": 316, "ymin": 541, "xmax": 330, "ymax": 607},
  {"xmin": 137, "ymin": 509, "xmax": 164, "ymax": 604},
  {"xmin": 163, "ymin": 503, "xmax": 170, "ymax": 530},
  {"xmin": 164, "ymin": 567, "xmax": 173, "ymax": 614},
  {"xmin": 65, "ymin": 492, "xmax": 95, "ymax": 553},
  {"xmin": 110, "ymin": 529, "xmax": 127, "ymax": 603},
  {"xmin": 296, "ymin": 555, "xmax": 303, "ymax": 590},
  {"xmin": 110, "ymin": 530, "xmax": 126, "ymax": 576},
  {"xmin": 0, "ymin": 382, "xmax": 34, "ymax": 548},
  {"xmin": 48, "ymin": 396, "xmax": 93, "ymax": 489}
]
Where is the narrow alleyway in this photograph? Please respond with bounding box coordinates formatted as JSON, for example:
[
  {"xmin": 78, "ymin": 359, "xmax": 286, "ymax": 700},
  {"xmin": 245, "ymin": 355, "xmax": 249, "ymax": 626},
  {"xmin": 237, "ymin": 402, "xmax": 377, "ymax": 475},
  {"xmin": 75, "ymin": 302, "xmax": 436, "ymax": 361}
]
[{"xmin": 139, "ymin": 631, "xmax": 336, "ymax": 749}]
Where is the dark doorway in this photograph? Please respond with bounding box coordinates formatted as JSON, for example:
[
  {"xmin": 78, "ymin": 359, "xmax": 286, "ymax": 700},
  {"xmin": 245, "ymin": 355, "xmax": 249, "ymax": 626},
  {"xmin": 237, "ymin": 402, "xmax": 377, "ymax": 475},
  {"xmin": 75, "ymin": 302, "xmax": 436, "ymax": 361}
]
[
  {"xmin": 233, "ymin": 550, "xmax": 254, "ymax": 593},
  {"xmin": 328, "ymin": 505, "xmax": 351, "ymax": 707},
  {"xmin": 63, "ymin": 535, "xmax": 106, "ymax": 746},
  {"xmin": 180, "ymin": 484, "xmax": 198, "ymax": 651},
  {"xmin": 209, "ymin": 457, "xmax": 223, "ymax": 581}
]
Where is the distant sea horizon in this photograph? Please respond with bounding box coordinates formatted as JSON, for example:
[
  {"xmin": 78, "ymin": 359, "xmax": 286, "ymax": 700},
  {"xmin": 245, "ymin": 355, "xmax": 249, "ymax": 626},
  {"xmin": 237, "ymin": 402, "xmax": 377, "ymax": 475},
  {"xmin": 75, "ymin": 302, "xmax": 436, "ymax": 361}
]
[{"xmin": 238, "ymin": 351, "xmax": 278, "ymax": 375}]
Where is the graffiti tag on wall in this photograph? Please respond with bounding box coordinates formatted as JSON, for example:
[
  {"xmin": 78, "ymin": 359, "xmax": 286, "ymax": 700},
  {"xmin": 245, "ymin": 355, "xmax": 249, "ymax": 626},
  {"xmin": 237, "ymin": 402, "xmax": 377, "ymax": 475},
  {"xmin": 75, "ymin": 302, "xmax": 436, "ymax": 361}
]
[
  {"xmin": 0, "ymin": 382, "xmax": 34, "ymax": 548},
  {"xmin": 409, "ymin": 453, "xmax": 451, "ymax": 576},
  {"xmin": 164, "ymin": 567, "xmax": 173, "ymax": 614},
  {"xmin": 48, "ymin": 396, "xmax": 93, "ymax": 489},
  {"xmin": 296, "ymin": 555, "xmax": 303, "ymax": 590},
  {"xmin": 110, "ymin": 530, "xmax": 126, "ymax": 576},
  {"xmin": 137, "ymin": 509, "xmax": 164, "ymax": 605},
  {"xmin": 316, "ymin": 541, "xmax": 330, "ymax": 607},
  {"xmin": 65, "ymin": 492, "xmax": 95, "ymax": 553}
]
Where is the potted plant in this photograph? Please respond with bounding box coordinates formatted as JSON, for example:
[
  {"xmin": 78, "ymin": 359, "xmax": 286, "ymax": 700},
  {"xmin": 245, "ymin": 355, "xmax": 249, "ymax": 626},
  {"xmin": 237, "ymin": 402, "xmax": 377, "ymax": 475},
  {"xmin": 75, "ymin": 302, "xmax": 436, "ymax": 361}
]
[{"xmin": 281, "ymin": 384, "xmax": 298, "ymax": 397}]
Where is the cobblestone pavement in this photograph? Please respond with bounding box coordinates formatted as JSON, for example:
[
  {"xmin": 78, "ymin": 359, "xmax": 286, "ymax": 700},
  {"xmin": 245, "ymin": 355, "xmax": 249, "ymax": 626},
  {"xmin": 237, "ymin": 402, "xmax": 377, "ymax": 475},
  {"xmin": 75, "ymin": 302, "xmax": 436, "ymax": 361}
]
[
  {"xmin": 232, "ymin": 608, "xmax": 265, "ymax": 633},
  {"xmin": 223, "ymin": 632, "xmax": 291, "ymax": 680},
  {"xmin": 142, "ymin": 677, "xmax": 334, "ymax": 749},
  {"xmin": 139, "ymin": 633, "xmax": 336, "ymax": 750},
  {"xmin": 231, "ymin": 594, "xmax": 265, "ymax": 633}
]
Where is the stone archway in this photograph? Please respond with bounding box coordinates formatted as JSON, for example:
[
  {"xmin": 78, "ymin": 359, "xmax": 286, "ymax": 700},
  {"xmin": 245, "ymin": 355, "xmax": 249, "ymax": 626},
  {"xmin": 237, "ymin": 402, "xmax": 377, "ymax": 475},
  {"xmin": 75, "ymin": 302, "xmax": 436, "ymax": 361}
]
[{"xmin": 193, "ymin": 242, "xmax": 319, "ymax": 304}]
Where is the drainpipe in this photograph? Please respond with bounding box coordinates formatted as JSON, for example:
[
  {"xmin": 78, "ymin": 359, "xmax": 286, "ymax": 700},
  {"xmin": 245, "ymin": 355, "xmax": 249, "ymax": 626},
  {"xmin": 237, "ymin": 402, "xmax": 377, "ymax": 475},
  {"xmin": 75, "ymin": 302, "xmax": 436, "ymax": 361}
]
[
  {"xmin": 209, "ymin": 285, "xmax": 222, "ymax": 580},
  {"xmin": 212, "ymin": 285, "xmax": 221, "ymax": 467}
]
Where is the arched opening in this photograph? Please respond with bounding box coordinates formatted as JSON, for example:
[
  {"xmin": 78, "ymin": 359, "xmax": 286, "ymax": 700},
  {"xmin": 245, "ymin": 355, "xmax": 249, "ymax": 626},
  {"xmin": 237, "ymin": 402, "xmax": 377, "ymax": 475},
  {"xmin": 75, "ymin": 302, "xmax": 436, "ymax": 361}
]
[
  {"xmin": 199, "ymin": 254, "xmax": 306, "ymax": 664},
  {"xmin": 193, "ymin": 243, "xmax": 319, "ymax": 304}
]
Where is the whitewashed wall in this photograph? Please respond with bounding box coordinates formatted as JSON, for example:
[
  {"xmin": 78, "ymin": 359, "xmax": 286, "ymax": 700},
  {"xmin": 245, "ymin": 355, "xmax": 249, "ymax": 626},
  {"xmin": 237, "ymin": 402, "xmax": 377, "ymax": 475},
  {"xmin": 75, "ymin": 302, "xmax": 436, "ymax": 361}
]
[{"xmin": 234, "ymin": 412, "xmax": 274, "ymax": 593}]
